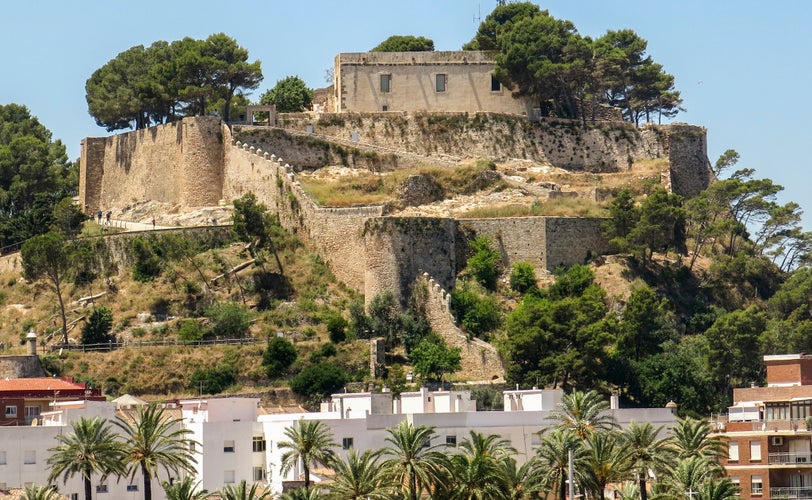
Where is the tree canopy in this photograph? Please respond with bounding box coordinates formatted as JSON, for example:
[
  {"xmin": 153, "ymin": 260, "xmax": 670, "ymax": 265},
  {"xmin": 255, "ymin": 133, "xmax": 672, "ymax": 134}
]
[
  {"xmin": 259, "ymin": 76, "xmax": 314, "ymax": 113},
  {"xmin": 371, "ymin": 35, "xmax": 435, "ymax": 52},
  {"xmin": 86, "ymin": 33, "xmax": 262, "ymax": 130},
  {"xmin": 465, "ymin": 2, "xmax": 682, "ymax": 124}
]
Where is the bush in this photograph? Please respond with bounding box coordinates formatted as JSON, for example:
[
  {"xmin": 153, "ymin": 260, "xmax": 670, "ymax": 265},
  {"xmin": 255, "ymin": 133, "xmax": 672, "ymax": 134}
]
[
  {"xmin": 325, "ymin": 313, "xmax": 348, "ymax": 343},
  {"xmin": 205, "ymin": 302, "xmax": 253, "ymax": 338},
  {"xmin": 263, "ymin": 337, "xmax": 297, "ymax": 378},
  {"xmin": 289, "ymin": 363, "xmax": 348, "ymax": 400},
  {"xmin": 309, "ymin": 342, "xmax": 337, "ymax": 363},
  {"xmin": 81, "ymin": 307, "xmax": 115, "ymax": 345},
  {"xmin": 510, "ymin": 262, "xmax": 538, "ymax": 294},
  {"xmin": 178, "ymin": 320, "xmax": 205, "ymax": 342},
  {"xmin": 131, "ymin": 236, "xmax": 163, "ymax": 282},
  {"xmin": 189, "ymin": 362, "xmax": 238, "ymax": 394},
  {"xmin": 450, "ymin": 282, "xmax": 502, "ymax": 338},
  {"xmin": 467, "ymin": 236, "xmax": 500, "ymax": 290}
]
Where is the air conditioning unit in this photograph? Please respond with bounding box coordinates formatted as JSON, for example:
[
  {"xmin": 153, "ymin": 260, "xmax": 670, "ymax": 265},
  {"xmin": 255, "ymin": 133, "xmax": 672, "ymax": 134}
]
[{"xmin": 771, "ymin": 436, "xmax": 784, "ymax": 446}]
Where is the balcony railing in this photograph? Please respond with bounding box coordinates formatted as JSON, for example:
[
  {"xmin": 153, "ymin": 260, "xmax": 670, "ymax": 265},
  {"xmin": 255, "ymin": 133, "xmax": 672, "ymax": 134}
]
[
  {"xmin": 770, "ymin": 486, "xmax": 812, "ymax": 499},
  {"xmin": 711, "ymin": 415, "xmax": 812, "ymax": 432},
  {"xmin": 770, "ymin": 451, "xmax": 812, "ymax": 464}
]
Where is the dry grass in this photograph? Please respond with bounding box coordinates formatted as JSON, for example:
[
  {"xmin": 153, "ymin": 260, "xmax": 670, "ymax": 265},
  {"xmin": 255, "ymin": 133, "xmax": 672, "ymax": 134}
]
[{"xmin": 459, "ymin": 197, "xmax": 608, "ymax": 219}]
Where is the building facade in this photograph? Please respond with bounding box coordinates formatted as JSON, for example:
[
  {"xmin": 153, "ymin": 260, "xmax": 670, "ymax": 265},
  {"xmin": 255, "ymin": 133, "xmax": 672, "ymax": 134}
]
[
  {"xmin": 333, "ymin": 51, "xmax": 534, "ymax": 115},
  {"xmin": 718, "ymin": 354, "xmax": 812, "ymax": 499}
]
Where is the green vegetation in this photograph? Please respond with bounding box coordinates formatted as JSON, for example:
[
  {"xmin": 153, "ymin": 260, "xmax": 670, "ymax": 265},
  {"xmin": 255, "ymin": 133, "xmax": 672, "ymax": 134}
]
[
  {"xmin": 466, "ymin": 2, "xmax": 682, "ymax": 125},
  {"xmin": 81, "ymin": 307, "xmax": 115, "ymax": 345},
  {"xmin": 86, "ymin": 33, "xmax": 262, "ymax": 128},
  {"xmin": 371, "ymin": 35, "xmax": 435, "ymax": 52},
  {"xmin": 259, "ymin": 75, "xmax": 314, "ymax": 113}
]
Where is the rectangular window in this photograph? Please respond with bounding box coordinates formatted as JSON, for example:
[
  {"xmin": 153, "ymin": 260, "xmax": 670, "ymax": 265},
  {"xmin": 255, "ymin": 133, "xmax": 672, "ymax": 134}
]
[
  {"xmin": 491, "ymin": 75, "xmax": 502, "ymax": 92},
  {"xmin": 253, "ymin": 436, "xmax": 266, "ymax": 453},
  {"xmin": 224, "ymin": 470, "xmax": 235, "ymax": 484},
  {"xmin": 71, "ymin": 494, "xmax": 78, "ymax": 500},
  {"xmin": 253, "ymin": 466, "xmax": 265, "ymax": 481},
  {"xmin": 380, "ymin": 74, "xmax": 391, "ymax": 93},
  {"xmin": 24, "ymin": 406, "xmax": 40, "ymax": 425},
  {"xmin": 189, "ymin": 441, "xmax": 196, "ymax": 453},
  {"xmin": 23, "ymin": 450, "xmax": 35, "ymax": 464},
  {"xmin": 435, "ymin": 74, "xmax": 447, "ymax": 93},
  {"xmin": 0, "ymin": 484, "xmax": 5, "ymax": 491},
  {"xmin": 750, "ymin": 440, "xmax": 762, "ymax": 461},
  {"xmin": 126, "ymin": 485, "xmax": 138, "ymax": 492},
  {"xmin": 751, "ymin": 475, "xmax": 763, "ymax": 495},
  {"xmin": 95, "ymin": 484, "xmax": 108, "ymax": 493},
  {"xmin": 224, "ymin": 440, "xmax": 235, "ymax": 453},
  {"xmin": 342, "ymin": 437, "xmax": 354, "ymax": 450},
  {"xmin": 446, "ymin": 435, "xmax": 457, "ymax": 447},
  {"xmin": 729, "ymin": 441, "xmax": 739, "ymax": 461},
  {"xmin": 0, "ymin": 451, "xmax": 6, "ymax": 465},
  {"xmin": 5, "ymin": 406, "xmax": 17, "ymax": 418}
]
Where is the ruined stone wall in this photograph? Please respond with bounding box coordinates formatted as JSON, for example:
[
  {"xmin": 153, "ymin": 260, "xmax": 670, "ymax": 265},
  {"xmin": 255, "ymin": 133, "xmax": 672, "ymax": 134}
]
[
  {"xmin": 661, "ymin": 123, "xmax": 713, "ymax": 198},
  {"xmin": 543, "ymin": 218, "xmax": 610, "ymax": 270},
  {"xmin": 0, "ymin": 356, "xmax": 45, "ymax": 379},
  {"xmin": 417, "ymin": 274, "xmax": 504, "ymax": 381},
  {"xmin": 79, "ymin": 117, "xmax": 225, "ymax": 212}
]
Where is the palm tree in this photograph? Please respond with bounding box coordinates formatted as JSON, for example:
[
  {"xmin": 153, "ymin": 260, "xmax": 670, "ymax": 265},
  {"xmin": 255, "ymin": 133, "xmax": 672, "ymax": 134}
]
[
  {"xmin": 534, "ymin": 429, "xmax": 588, "ymax": 500},
  {"xmin": 550, "ymin": 390, "xmax": 618, "ymax": 440},
  {"xmin": 583, "ymin": 431, "xmax": 634, "ymax": 500},
  {"xmin": 115, "ymin": 403, "xmax": 197, "ymax": 500},
  {"xmin": 218, "ymin": 480, "xmax": 273, "ymax": 500},
  {"xmin": 162, "ymin": 476, "xmax": 214, "ymax": 500},
  {"xmin": 48, "ymin": 416, "xmax": 126, "ymax": 500},
  {"xmin": 21, "ymin": 485, "xmax": 61, "ymax": 500},
  {"xmin": 381, "ymin": 420, "xmax": 449, "ymax": 500},
  {"xmin": 696, "ymin": 476, "xmax": 741, "ymax": 500},
  {"xmin": 279, "ymin": 486, "xmax": 324, "ymax": 499},
  {"xmin": 621, "ymin": 422, "xmax": 675, "ymax": 500},
  {"xmin": 669, "ymin": 417, "xmax": 727, "ymax": 461},
  {"xmin": 327, "ymin": 448, "xmax": 394, "ymax": 500},
  {"xmin": 279, "ymin": 419, "xmax": 338, "ymax": 491},
  {"xmin": 658, "ymin": 455, "xmax": 721, "ymax": 499},
  {"xmin": 498, "ymin": 456, "xmax": 544, "ymax": 500},
  {"xmin": 448, "ymin": 431, "xmax": 516, "ymax": 500}
]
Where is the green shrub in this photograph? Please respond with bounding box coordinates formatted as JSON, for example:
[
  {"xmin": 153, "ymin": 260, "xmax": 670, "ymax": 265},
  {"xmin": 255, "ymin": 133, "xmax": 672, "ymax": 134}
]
[
  {"xmin": 325, "ymin": 313, "xmax": 348, "ymax": 343},
  {"xmin": 450, "ymin": 282, "xmax": 502, "ymax": 338},
  {"xmin": 263, "ymin": 336, "xmax": 297, "ymax": 378},
  {"xmin": 509, "ymin": 262, "xmax": 538, "ymax": 294},
  {"xmin": 131, "ymin": 236, "xmax": 163, "ymax": 282},
  {"xmin": 467, "ymin": 236, "xmax": 500, "ymax": 291},
  {"xmin": 205, "ymin": 302, "xmax": 253, "ymax": 338},
  {"xmin": 189, "ymin": 361, "xmax": 237, "ymax": 394},
  {"xmin": 309, "ymin": 342, "xmax": 337, "ymax": 363},
  {"xmin": 81, "ymin": 307, "xmax": 115, "ymax": 345},
  {"xmin": 290, "ymin": 363, "xmax": 348, "ymax": 400},
  {"xmin": 178, "ymin": 320, "xmax": 205, "ymax": 342}
]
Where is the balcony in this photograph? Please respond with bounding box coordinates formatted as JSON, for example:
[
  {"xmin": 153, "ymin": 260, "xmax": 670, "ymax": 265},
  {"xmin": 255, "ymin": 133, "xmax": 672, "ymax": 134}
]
[
  {"xmin": 712, "ymin": 415, "xmax": 812, "ymax": 433},
  {"xmin": 770, "ymin": 486, "xmax": 812, "ymax": 499},
  {"xmin": 770, "ymin": 452, "xmax": 812, "ymax": 465}
]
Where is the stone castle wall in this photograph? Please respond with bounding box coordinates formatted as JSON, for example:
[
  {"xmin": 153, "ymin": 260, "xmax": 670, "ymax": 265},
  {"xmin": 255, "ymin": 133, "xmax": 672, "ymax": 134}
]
[
  {"xmin": 417, "ymin": 274, "xmax": 504, "ymax": 381},
  {"xmin": 79, "ymin": 117, "xmax": 225, "ymax": 212},
  {"xmin": 0, "ymin": 356, "xmax": 45, "ymax": 379}
]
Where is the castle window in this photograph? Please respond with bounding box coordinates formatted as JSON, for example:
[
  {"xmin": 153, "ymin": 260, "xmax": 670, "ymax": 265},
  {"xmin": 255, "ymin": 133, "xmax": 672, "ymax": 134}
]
[
  {"xmin": 436, "ymin": 74, "xmax": 447, "ymax": 93},
  {"xmin": 491, "ymin": 75, "xmax": 502, "ymax": 92},
  {"xmin": 380, "ymin": 74, "xmax": 391, "ymax": 93}
]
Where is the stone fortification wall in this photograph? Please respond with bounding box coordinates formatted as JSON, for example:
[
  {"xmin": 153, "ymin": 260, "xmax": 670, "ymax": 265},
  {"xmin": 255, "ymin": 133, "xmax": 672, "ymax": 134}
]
[
  {"xmin": 363, "ymin": 217, "xmax": 457, "ymax": 307},
  {"xmin": 544, "ymin": 218, "xmax": 610, "ymax": 270},
  {"xmin": 0, "ymin": 356, "xmax": 45, "ymax": 378},
  {"xmin": 224, "ymin": 142, "xmax": 383, "ymax": 291},
  {"xmin": 79, "ymin": 117, "xmax": 225, "ymax": 212},
  {"xmin": 417, "ymin": 274, "xmax": 504, "ymax": 381},
  {"xmin": 271, "ymin": 113, "xmax": 710, "ymax": 193},
  {"xmin": 661, "ymin": 123, "xmax": 713, "ymax": 198}
]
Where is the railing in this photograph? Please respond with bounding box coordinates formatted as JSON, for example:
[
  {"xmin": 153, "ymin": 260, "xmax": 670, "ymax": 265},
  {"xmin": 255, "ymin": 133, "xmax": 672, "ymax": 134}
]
[
  {"xmin": 751, "ymin": 419, "xmax": 812, "ymax": 432},
  {"xmin": 48, "ymin": 337, "xmax": 258, "ymax": 352},
  {"xmin": 771, "ymin": 486, "xmax": 812, "ymax": 499},
  {"xmin": 770, "ymin": 451, "xmax": 812, "ymax": 464}
]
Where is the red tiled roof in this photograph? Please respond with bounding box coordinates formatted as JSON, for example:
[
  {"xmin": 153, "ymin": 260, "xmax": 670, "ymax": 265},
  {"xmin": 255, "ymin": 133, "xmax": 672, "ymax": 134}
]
[{"xmin": 0, "ymin": 377, "xmax": 88, "ymax": 393}]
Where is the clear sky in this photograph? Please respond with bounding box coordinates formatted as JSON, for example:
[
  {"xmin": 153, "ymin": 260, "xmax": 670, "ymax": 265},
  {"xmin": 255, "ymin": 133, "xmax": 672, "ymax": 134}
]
[{"xmin": 2, "ymin": 1, "xmax": 811, "ymax": 224}]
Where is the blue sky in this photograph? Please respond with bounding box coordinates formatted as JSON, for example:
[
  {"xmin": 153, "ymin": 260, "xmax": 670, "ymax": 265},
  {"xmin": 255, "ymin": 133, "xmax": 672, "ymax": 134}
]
[{"xmin": 3, "ymin": 1, "xmax": 811, "ymax": 224}]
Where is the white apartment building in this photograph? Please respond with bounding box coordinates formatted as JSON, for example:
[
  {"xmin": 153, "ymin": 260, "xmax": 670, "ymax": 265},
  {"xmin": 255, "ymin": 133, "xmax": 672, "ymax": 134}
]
[{"xmin": 0, "ymin": 387, "xmax": 677, "ymax": 498}]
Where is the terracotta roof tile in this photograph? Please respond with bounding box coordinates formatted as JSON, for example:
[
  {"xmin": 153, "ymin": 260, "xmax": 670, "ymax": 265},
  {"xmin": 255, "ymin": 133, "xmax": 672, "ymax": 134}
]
[{"xmin": 0, "ymin": 378, "xmax": 88, "ymax": 392}]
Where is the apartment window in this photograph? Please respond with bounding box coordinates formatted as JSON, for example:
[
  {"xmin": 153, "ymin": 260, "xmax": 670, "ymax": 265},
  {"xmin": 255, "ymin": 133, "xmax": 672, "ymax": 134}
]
[
  {"xmin": 224, "ymin": 470, "xmax": 235, "ymax": 484},
  {"xmin": 253, "ymin": 436, "xmax": 266, "ymax": 453},
  {"xmin": 126, "ymin": 485, "xmax": 139, "ymax": 492},
  {"xmin": 70, "ymin": 495, "xmax": 78, "ymax": 500},
  {"xmin": 730, "ymin": 476, "xmax": 740, "ymax": 488},
  {"xmin": 446, "ymin": 435, "xmax": 457, "ymax": 447},
  {"xmin": 491, "ymin": 75, "xmax": 502, "ymax": 92},
  {"xmin": 24, "ymin": 406, "xmax": 40, "ymax": 425},
  {"xmin": 253, "ymin": 466, "xmax": 266, "ymax": 481},
  {"xmin": 23, "ymin": 450, "xmax": 35, "ymax": 464},
  {"xmin": 750, "ymin": 440, "xmax": 762, "ymax": 461},
  {"xmin": 436, "ymin": 74, "xmax": 447, "ymax": 93},
  {"xmin": 0, "ymin": 450, "xmax": 6, "ymax": 465},
  {"xmin": 380, "ymin": 74, "xmax": 391, "ymax": 93},
  {"xmin": 4, "ymin": 405, "xmax": 17, "ymax": 418},
  {"xmin": 342, "ymin": 437, "xmax": 354, "ymax": 450},
  {"xmin": 189, "ymin": 441, "xmax": 196, "ymax": 453},
  {"xmin": 751, "ymin": 475, "xmax": 763, "ymax": 495},
  {"xmin": 728, "ymin": 441, "xmax": 739, "ymax": 461},
  {"xmin": 95, "ymin": 484, "xmax": 108, "ymax": 493},
  {"xmin": 224, "ymin": 440, "xmax": 235, "ymax": 453}
]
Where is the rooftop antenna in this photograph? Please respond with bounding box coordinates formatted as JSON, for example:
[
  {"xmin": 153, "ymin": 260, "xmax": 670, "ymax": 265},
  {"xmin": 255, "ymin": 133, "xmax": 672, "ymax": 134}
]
[{"xmin": 473, "ymin": 4, "xmax": 481, "ymax": 25}]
